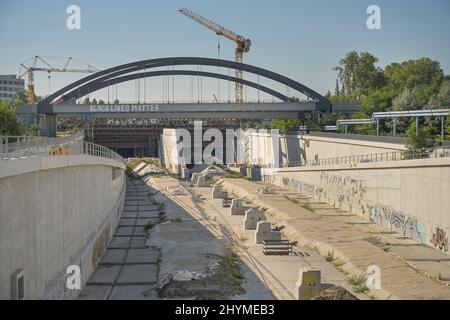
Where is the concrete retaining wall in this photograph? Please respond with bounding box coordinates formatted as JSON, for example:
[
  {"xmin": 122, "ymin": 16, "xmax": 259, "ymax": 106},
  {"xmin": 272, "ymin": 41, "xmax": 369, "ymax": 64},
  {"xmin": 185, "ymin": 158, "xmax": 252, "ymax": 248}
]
[
  {"xmin": 0, "ymin": 155, "xmax": 126, "ymax": 299},
  {"xmin": 244, "ymin": 131, "xmax": 406, "ymax": 167},
  {"xmin": 159, "ymin": 128, "xmax": 406, "ymax": 169},
  {"xmin": 298, "ymin": 134, "xmax": 406, "ymax": 162},
  {"xmin": 267, "ymin": 158, "xmax": 450, "ymax": 254}
]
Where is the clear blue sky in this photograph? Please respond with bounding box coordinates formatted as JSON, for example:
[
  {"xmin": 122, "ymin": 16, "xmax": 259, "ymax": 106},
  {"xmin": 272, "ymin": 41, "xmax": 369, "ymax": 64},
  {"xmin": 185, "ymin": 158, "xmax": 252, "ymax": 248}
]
[{"xmin": 1, "ymin": 0, "xmax": 449, "ymax": 102}]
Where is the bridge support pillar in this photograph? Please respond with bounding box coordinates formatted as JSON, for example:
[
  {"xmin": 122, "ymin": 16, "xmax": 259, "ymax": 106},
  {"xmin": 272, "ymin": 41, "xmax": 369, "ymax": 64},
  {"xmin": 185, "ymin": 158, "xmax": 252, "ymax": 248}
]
[{"xmin": 39, "ymin": 114, "xmax": 57, "ymax": 137}]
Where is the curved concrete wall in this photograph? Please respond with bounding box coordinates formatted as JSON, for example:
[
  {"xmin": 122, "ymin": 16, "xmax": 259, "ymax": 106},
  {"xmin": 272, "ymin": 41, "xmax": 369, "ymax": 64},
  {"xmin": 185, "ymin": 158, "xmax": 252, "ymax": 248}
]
[{"xmin": 0, "ymin": 155, "xmax": 125, "ymax": 299}]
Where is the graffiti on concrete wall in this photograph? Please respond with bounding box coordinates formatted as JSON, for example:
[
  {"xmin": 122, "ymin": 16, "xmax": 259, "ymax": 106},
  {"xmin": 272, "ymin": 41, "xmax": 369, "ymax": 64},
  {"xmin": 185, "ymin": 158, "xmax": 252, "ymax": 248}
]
[
  {"xmin": 277, "ymin": 173, "xmax": 450, "ymax": 253},
  {"xmin": 92, "ymin": 223, "xmax": 110, "ymax": 266},
  {"xmin": 367, "ymin": 204, "xmax": 426, "ymax": 244},
  {"xmin": 317, "ymin": 172, "xmax": 367, "ymax": 214},
  {"xmin": 281, "ymin": 177, "xmax": 321, "ymax": 199},
  {"xmin": 279, "ymin": 173, "xmax": 366, "ymax": 214},
  {"xmin": 431, "ymin": 227, "xmax": 449, "ymax": 252}
]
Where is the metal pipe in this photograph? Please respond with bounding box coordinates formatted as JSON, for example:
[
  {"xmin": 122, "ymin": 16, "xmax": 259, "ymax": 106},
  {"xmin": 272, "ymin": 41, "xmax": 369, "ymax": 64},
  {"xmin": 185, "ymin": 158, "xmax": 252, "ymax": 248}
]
[
  {"xmin": 393, "ymin": 118, "xmax": 397, "ymax": 137},
  {"xmin": 416, "ymin": 117, "xmax": 419, "ymax": 136}
]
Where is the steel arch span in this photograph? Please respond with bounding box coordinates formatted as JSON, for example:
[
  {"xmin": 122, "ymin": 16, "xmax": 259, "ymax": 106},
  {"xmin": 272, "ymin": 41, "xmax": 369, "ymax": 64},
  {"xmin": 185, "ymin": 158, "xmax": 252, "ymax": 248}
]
[{"xmin": 37, "ymin": 57, "xmax": 332, "ymax": 113}]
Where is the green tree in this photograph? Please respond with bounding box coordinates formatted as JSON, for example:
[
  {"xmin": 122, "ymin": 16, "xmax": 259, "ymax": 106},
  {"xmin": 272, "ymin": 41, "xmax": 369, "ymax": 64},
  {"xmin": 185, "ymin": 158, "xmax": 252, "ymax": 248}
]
[
  {"xmin": 384, "ymin": 58, "xmax": 444, "ymax": 95},
  {"xmin": 91, "ymin": 98, "xmax": 98, "ymax": 105},
  {"xmin": 0, "ymin": 101, "xmax": 22, "ymax": 135},
  {"xmin": 334, "ymin": 79, "xmax": 340, "ymax": 96},
  {"xmin": 10, "ymin": 89, "xmax": 28, "ymax": 106},
  {"xmin": 82, "ymin": 97, "xmax": 90, "ymax": 104},
  {"xmin": 404, "ymin": 122, "xmax": 436, "ymax": 158},
  {"xmin": 334, "ymin": 51, "xmax": 385, "ymax": 98},
  {"xmin": 271, "ymin": 119, "xmax": 302, "ymax": 133},
  {"xmin": 428, "ymin": 81, "xmax": 450, "ymax": 109},
  {"xmin": 447, "ymin": 117, "xmax": 450, "ymax": 140},
  {"xmin": 392, "ymin": 88, "xmax": 421, "ymax": 111},
  {"xmin": 319, "ymin": 112, "xmax": 342, "ymax": 126},
  {"xmin": 358, "ymin": 87, "xmax": 397, "ymax": 117}
]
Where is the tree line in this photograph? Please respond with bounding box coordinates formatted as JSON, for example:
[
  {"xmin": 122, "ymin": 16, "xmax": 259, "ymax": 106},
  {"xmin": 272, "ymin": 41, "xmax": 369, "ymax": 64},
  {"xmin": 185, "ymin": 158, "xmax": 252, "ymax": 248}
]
[{"xmin": 272, "ymin": 51, "xmax": 450, "ymax": 145}]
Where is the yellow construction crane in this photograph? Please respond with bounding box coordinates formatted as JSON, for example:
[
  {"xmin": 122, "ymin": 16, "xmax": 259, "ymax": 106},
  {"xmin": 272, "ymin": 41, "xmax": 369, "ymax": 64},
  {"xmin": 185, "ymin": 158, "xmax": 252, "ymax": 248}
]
[
  {"xmin": 179, "ymin": 7, "xmax": 251, "ymax": 103},
  {"xmin": 18, "ymin": 55, "xmax": 100, "ymax": 104}
]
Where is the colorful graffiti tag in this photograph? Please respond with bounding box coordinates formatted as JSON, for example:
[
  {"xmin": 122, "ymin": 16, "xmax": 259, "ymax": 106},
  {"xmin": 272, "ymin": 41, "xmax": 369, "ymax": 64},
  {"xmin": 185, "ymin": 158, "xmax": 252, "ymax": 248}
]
[
  {"xmin": 367, "ymin": 204, "xmax": 426, "ymax": 244},
  {"xmin": 277, "ymin": 174, "xmax": 450, "ymax": 253},
  {"xmin": 431, "ymin": 227, "xmax": 449, "ymax": 252},
  {"xmin": 279, "ymin": 174, "xmax": 366, "ymax": 214}
]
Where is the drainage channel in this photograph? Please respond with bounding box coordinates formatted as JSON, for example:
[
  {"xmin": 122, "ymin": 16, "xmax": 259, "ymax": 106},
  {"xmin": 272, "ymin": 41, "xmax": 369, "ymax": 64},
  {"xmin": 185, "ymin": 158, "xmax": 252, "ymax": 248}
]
[{"xmin": 78, "ymin": 178, "xmax": 161, "ymax": 300}]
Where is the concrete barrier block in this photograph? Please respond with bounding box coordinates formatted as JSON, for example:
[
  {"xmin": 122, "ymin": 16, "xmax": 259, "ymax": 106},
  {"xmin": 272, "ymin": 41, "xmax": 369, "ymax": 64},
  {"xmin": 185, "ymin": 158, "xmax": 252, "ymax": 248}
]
[
  {"xmin": 230, "ymin": 199, "xmax": 249, "ymax": 216},
  {"xmin": 212, "ymin": 185, "xmax": 227, "ymax": 199},
  {"xmin": 191, "ymin": 173, "xmax": 200, "ymax": 185},
  {"xmin": 255, "ymin": 222, "xmax": 282, "ymax": 244},
  {"xmin": 295, "ymin": 268, "xmax": 322, "ymax": 300},
  {"xmin": 243, "ymin": 208, "xmax": 266, "ymax": 230},
  {"xmin": 196, "ymin": 175, "xmax": 210, "ymax": 187}
]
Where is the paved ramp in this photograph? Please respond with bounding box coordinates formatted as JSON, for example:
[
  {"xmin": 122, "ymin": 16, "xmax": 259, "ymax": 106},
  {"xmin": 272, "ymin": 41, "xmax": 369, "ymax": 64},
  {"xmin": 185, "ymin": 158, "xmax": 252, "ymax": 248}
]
[{"xmin": 78, "ymin": 178, "xmax": 160, "ymax": 300}]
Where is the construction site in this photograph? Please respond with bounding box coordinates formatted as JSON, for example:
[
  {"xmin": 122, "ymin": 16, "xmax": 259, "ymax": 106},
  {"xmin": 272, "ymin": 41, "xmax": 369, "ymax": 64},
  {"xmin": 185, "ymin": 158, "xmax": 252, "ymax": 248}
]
[{"xmin": 1, "ymin": 2, "xmax": 450, "ymax": 310}]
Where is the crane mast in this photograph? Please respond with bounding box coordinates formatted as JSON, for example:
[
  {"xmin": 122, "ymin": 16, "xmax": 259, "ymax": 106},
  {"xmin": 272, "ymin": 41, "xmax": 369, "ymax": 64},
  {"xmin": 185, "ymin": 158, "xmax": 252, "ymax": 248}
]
[
  {"xmin": 19, "ymin": 55, "xmax": 100, "ymax": 104},
  {"xmin": 179, "ymin": 8, "xmax": 251, "ymax": 103}
]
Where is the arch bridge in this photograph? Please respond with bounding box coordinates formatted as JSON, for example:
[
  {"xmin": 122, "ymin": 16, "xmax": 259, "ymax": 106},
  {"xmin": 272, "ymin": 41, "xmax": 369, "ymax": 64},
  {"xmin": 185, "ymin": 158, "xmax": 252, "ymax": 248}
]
[
  {"xmin": 34, "ymin": 57, "xmax": 332, "ymax": 114},
  {"xmin": 15, "ymin": 57, "xmax": 342, "ymax": 139}
]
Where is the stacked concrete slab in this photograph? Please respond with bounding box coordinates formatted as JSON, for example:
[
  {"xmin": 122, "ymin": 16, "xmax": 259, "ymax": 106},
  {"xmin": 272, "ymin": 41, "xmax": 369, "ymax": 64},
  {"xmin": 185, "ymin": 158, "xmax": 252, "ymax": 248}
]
[
  {"xmin": 212, "ymin": 185, "xmax": 228, "ymax": 199},
  {"xmin": 255, "ymin": 222, "xmax": 282, "ymax": 244},
  {"xmin": 230, "ymin": 199, "xmax": 251, "ymax": 216},
  {"xmin": 191, "ymin": 173, "xmax": 210, "ymax": 187},
  {"xmin": 243, "ymin": 207, "xmax": 266, "ymax": 230},
  {"xmin": 191, "ymin": 165, "xmax": 225, "ymax": 187}
]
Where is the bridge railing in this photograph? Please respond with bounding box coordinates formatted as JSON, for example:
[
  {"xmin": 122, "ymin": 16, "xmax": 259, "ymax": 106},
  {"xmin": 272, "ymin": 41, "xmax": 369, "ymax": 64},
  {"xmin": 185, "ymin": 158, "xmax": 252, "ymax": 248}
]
[
  {"xmin": 259, "ymin": 147, "xmax": 450, "ymax": 169},
  {"xmin": 0, "ymin": 135, "xmax": 124, "ymax": 164}
]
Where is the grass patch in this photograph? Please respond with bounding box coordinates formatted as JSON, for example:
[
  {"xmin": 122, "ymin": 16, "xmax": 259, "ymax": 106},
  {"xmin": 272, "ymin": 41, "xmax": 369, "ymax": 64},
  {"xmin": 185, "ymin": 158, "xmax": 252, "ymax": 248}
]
[
  {"xmin": 300, "ymin": 203, "xmax": 315, "ymax": 212},
  {"xmin": 223, "ymin": 171, "xmax": 244, "ymax": 179},
  {"xmin": 144, "ymin": 210, "xmax": 167, "ymax": 236},
  {"xmin": 125, "ymin": 159, "xmax": 142, "ymax": 178},
  {"xmin": 286, "ymin": 196, "xmax": 315, "ymax": 212},
  {"xmin": 348, "ymin": 274, "xmax": 370, "ymax": 294},
  {"xmin": 325, "ymin": 251, "xmax": 335, "ymax": 262},
  {"xmin": 332, "ymin": 258, "xmax": 345, "ymax": 268},
  {"xmin": 239, "ymin": 235, "xmax": 248, "ymax": 243},
  {"xmin": 141, "ymin": 157, "xmax": 160, "ymax": 167}
]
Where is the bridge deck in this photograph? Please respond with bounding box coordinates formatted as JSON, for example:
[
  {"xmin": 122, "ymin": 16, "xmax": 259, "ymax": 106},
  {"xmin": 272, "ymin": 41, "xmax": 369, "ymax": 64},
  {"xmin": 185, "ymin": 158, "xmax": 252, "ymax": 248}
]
[{"xmin": 15, "ymin": 102, "xmax": 359, "ymax": 120}]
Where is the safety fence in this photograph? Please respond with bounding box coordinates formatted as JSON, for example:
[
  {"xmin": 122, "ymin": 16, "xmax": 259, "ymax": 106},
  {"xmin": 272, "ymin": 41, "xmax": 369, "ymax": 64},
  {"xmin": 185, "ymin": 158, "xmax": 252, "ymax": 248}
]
[{"xmin": 0, "ymin": 134, "xmax": 124, "ymax": 163}]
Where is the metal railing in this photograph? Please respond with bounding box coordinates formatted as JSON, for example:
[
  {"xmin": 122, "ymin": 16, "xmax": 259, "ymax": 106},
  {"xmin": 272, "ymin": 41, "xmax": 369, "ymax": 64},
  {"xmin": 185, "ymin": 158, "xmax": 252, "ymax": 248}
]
[
  {"xmin": 260, "ymin": 147, "xmax": 450, "ymax": 169},
  {"xmin": 299, "ymin": 147, "xmax": 449, "ymax": 168},
  {"xmin": 1, "ymin": 135, "xmax": 124, "ymax": 163}
]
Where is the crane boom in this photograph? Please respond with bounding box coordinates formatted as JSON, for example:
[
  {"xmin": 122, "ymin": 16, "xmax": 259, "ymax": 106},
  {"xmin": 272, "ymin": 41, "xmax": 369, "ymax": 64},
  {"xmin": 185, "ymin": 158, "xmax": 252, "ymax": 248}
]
[
  {"xmin": 18, "ymin": 55, "xmax": 100, "ymax": 104},
  {"xmin": 179, "ymin": 7, "xmax": 251, "ymax": 103},
  {"xmin": 179, "ymin": 7, "xmax": 240, "ymax": 43}
]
